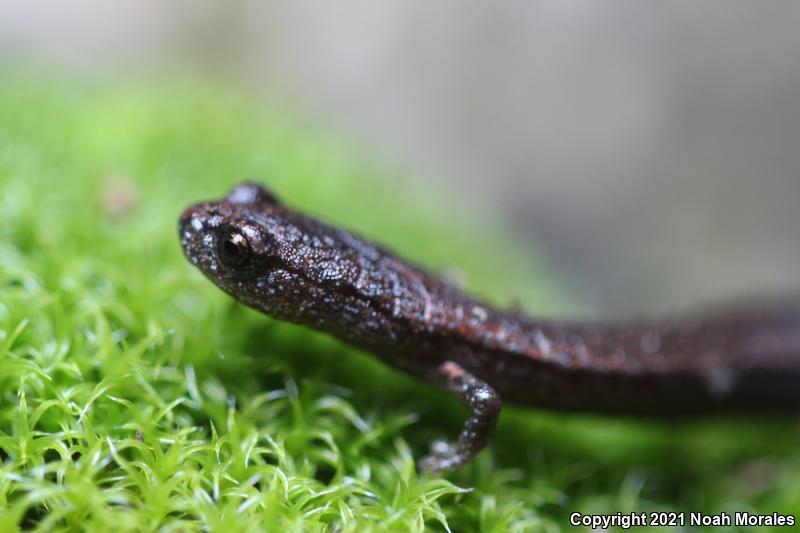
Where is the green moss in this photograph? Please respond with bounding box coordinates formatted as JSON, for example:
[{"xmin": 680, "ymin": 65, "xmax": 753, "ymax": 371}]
[{"xmin": 1, "ymin": 73, "xmax": 799, "ymax": 532}]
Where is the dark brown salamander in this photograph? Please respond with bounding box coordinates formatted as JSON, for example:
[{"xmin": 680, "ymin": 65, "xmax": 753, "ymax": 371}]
[{"xmin": 179, "ymin": 182, "xmax": 800, "ymax": 472}]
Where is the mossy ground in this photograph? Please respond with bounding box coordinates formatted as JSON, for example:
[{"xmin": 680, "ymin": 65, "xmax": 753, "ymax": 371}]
[{"xmin": 1, "ymin": 73, "xmax": 799, "ymax": 532}]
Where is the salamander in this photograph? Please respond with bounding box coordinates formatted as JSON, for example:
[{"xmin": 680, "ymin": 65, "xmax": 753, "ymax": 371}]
[{"xmin": 179, "ymin": 182, "xmax": 800, "ymax": 472}]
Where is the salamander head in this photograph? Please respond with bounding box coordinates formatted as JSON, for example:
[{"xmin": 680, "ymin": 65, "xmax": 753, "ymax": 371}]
[
  {"xmin": 178, "ymin": 182, "xmax": 381, "ymax": 324},
  {"xmin": 179, "ymin": 183, "xmax": 302, "ymax": 315}
]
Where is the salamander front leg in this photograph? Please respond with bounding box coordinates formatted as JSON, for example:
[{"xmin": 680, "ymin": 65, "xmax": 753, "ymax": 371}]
[{"xmin": 418, "ymin": 361, "xmax": 502, "ymax": 472}]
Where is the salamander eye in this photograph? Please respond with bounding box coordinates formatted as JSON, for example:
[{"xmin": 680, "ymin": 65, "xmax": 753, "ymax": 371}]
[{"xmin": 217, "ymin": 230, "xmax": 252, "ymax": 270}]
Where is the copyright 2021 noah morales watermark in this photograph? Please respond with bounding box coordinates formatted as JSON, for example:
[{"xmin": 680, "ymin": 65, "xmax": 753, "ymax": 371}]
[{"xmin": 570, "ymin": 511, "xmax": 795, "ymax": 529}]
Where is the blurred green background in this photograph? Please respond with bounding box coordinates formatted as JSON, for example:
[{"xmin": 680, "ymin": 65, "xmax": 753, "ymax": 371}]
[
  {"xmin": 0, "ymin": 72, "xmax": 799, "ymax": 532},
  {"xmin": 2, "ymin": 3, "xmax": 800, "ymax": 530}
]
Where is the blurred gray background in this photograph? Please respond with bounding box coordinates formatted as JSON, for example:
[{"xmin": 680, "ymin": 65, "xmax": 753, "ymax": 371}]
[{"xmin": 2, "ymin": 1, "xmax": 799, "ymax": 315}]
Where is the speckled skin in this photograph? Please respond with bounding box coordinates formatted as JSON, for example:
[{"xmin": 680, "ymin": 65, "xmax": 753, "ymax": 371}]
[{"xmin": 180, "ymin": 183, "xmax": 800, "ymax": 471}]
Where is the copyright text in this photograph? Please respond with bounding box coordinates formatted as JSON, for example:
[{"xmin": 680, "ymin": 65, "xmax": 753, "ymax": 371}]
[{"xmin": 569, "ymin": 511, "xmax": 795, "ymax": 529}]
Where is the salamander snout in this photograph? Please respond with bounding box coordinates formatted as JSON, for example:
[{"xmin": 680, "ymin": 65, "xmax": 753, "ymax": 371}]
[
  {"xmin": 178, "ymin": 205, "xmax": 209, "ymax": 245},
  {"xmin": 178, "ymin": 206, "xmax": 197, "ymax": 236},
  {"xmin": 178, "ymin": 204, "xmax": 214, "ymax": 269}
]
